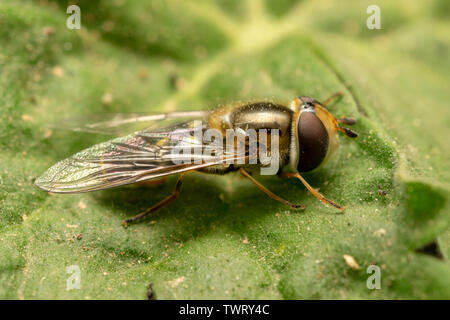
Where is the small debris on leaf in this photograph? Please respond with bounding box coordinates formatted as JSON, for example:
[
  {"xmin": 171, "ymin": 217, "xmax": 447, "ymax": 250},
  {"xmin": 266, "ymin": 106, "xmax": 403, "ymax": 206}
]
[
  {"xmin": 42, "ymin": 26, "xmax": 55, "ymax": 37},
  {"xmin": 101, "ymin": 93, "xmax": 113, "ymax": 105},
  {"xmin": 43, "ymin": 128, "xmax": 53, "ymax": 138},
  {"xmin": 343, "ymin": 254, "xmax": 360, "ymax": 270},
  {"xmin": 21, "ymin": 114, "xmax": 34, "ymax": 122},
  {"xmin": 77, "ymin": 200, "xmax": 87, "ymax": 210},
  {"xmin": 51, "ymin": 66, "xmax": 64, "ymax": 78},
  {"xmin": 373, "ymin": 228, "xmax": 386, "ymax": 237},
  {"xmin": 138, "ymin": 67, "xmax": 148, "ymax": 81},
  {"xmin": 147, "ymin": 282, "xmax": 157, "ymax": 300},
  {"xmin": 169, "ymin": 276, "xmax": 186, "ymax": 288}
]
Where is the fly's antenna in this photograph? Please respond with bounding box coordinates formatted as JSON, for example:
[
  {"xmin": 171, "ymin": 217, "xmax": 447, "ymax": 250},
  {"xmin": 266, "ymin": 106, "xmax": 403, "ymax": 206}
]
[
  {"xmin": 338, "ymin": 126, "xmax": 358, "ymax": 138},
  {"xmin": 337, "ymin": 116, "xmax": 358, "ymax": 138},
  {"xmin": 321, "ymin": 91, "xmax": 358, "ymax": 137}
]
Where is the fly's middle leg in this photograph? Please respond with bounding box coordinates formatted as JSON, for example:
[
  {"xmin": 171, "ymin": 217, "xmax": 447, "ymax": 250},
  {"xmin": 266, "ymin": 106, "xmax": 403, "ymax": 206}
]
[
  {"xmin": 239, "ymin": 168, "xmax": 305, "ymax": 209},
  {"xmin": 122, "ymin": 173, "xmax": 186, "ymax": 227}
]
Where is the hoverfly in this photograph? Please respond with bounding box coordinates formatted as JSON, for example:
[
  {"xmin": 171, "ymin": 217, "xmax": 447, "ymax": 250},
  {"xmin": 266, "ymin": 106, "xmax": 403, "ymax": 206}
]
[{"xmin": 35, "ymin": 92, "xmax": 358, "ymax": 226}]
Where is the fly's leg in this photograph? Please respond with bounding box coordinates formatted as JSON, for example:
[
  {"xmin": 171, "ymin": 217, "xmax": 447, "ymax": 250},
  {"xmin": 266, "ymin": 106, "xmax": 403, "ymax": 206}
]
[
  {"xmin": 136, "ymin": 177, "xmax": 167, "ymax": 187},
  {"xmin": 322, "ymin": 91, "xmax": 343, "ymax": 107},
  {"xmin": 278, "ymin": 172, "xmax": 345, "ymax": 212},
  {"xmin": 337, "ymin": 126, "xmax": 358, "ymax": 138},
  {"xmin": 336, "ymin": 109, "xmax": 358, "ymax": 138},
  {"xmin": 122, "ymin": 173, "xmax": 186, "ymax": 227},
  {"xmin": 323, "ymin": 92, "xmax": 358, "ymax": 135},
  {"xmin": 239, "ymin": 168, "xmax": 305, "ymax": 209},
  {"xmin": 338, "ymin": 117, "xmax": 357, "ymax": 126}
]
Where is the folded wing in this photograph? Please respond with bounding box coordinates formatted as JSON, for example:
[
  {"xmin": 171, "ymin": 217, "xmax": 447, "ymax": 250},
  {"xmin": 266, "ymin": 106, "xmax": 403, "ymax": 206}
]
[{"xmin": 35, "ymin": 121, "xmax": 245, "ymax": 193}]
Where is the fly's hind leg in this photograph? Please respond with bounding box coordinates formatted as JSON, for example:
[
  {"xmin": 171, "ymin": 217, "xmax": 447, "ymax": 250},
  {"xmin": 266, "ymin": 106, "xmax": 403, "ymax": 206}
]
[
  {"xmin": 239, "ymin": 168, "xmax": 305, "ymax": 209},
  {"xmin": 136, "ymin": 177, "xmax": 167, "ymax": 187},
  {"xmin": 122, "ymin": 173, "xmax": 186, "ymax": 227}
]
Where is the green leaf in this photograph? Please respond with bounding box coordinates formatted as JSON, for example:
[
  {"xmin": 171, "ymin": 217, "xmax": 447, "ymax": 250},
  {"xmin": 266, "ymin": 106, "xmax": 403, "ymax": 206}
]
[{"xmin": 1, "ymin": 0, "xmax": 449, "ymax": 299}]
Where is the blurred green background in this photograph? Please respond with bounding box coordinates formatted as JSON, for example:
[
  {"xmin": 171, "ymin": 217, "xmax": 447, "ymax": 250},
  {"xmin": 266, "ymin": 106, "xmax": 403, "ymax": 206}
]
[{"xmin": 0, "ymin": 0, "xmax": 449, "ymax": 299}]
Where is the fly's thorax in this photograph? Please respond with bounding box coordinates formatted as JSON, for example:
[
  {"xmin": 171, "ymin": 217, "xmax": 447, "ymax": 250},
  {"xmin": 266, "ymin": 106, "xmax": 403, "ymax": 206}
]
[
  {"xmin": 208, "ymin": 102, "xmax": 293, "ymax": 168},
  {"xmin": 209, "ymin": 102, "xmax": 292, "ymax": 131},
  {"xmin": 232, "ymin": 102, "xmax": 292, "ymax": 133},
  {"xmin": 232, "ymin": 102, "xmax": 292, "ymax": 169},
  {"xmin": 289, "ymin": 97, "xmax": 339, "ymax": 173}
]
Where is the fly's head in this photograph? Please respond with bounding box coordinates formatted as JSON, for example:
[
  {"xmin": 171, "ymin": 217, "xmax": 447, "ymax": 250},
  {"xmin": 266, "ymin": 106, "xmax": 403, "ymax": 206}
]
[{"xmin": 289, "ymin": 96, "xmax": 358, "ymax": 173}]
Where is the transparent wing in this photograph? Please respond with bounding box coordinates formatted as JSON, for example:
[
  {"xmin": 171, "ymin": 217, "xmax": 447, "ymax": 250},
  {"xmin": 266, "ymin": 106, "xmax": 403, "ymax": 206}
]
[
  {"xmin": 35, "ymin": 121, "xmax": 247, "ymax": 193},
  {"xmin": 51, "ymin": 110, "xmax": 210, "ymax": 135}
]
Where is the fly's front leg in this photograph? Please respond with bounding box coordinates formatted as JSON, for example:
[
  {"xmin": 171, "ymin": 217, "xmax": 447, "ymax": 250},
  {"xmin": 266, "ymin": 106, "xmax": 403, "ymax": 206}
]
[
  {"xmin": 337, "ymin": 115, "xmax": 358, "ymax": 138},
  {"xmin": 122, "ymin": 173, "xmax": 186, "ymax": 227},
  {"xmin": 337, "ymin": 117, "xmax": 357, "ymax": 126},
  {"xmin": 278, "ymin": 171, "xmax": 345, "ymax": 212},
  {"xmin": 240, "ymin": 168, "xmax": 305, "ymax": 209},
  {"xmin": 322, "ymin": 91, "xmax": 343, "ymax": 107},
  {"xmin": 322, "ymin": 91, "xmax": 358, "ymax": 135}
]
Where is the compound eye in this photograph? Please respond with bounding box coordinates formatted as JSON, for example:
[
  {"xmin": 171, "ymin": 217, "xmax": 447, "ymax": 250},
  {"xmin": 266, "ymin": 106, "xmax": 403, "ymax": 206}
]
[{"xmin": 297, "ymin": 111, "xmax": 329, "ymax": 172}]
